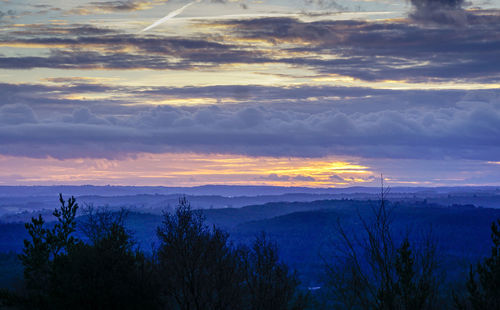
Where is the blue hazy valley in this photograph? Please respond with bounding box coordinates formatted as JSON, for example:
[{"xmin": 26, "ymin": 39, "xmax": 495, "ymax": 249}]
[{"xmin": 1, "ymin": 185, "xmax": 500, "ymax": 291}]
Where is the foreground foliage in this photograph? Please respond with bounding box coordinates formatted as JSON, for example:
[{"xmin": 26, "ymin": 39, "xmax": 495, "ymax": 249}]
[
  {"xmin": 156, "ymin": 197, "xmax": 307, "ymax": 310},
  {"xmin": 1, "ymin": 193, "xmax": 499, "ymax": 310},
  {"xmin": 1, "ymin": 195, "xmax": 158, "ymax": 310},
  {"xmin": 0, "ymin": 196, "xmax": 306, "ymax": 310}
]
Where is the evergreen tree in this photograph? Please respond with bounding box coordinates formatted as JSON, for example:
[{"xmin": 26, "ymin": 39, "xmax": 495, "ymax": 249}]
[
  {"xmin": 394, "ymin": 238, "xmax": 436, "ymax": 310},
  {"xmin": 464, "ymin": 219, "xmax": 500, "ymax": 309},
  {"xmin": 241, "ymin": 233, "xmax": 308, "ymax": 310},
  {"xmin": 8, "ymin": 195, "xmax": 159, "ymax": 310},
  {"xmin": 48, "ymin": 208, "xmax": 160, "ymax": 310},
  {"xmin": 18, "ymin": 194, "xmax": 79, "ymax": 309}
]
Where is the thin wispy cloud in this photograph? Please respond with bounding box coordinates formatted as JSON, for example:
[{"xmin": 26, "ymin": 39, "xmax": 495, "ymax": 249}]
[{"xmin": 141, "ymin": 0, "xmax": 201, "ymax": 32}]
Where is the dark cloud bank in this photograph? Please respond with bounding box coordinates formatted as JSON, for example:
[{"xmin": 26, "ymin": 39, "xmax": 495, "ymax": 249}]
[
  {"xmin": 0, "ymin": 82, "xmax": 499, "ymax": 162},
  {"xmin": 409, "ymin": 0, "xmax": 467, "ymax": 24}
]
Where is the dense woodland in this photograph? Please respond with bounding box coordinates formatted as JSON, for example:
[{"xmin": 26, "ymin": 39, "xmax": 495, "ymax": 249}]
[{"xmin": 0, "ymin": 194, "xmax": 499, "ymax": 309}]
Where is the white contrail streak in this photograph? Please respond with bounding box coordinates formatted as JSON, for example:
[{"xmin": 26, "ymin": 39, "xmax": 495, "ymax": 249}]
[{"xmin": 141, "ymin": 0, "xmax": 200, "ymax": 32}]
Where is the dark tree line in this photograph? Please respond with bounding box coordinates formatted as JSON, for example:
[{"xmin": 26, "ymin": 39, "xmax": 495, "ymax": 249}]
[
  {"xmin": 156, "ymin": 197, "xmax": 307, "ymax": 310},
  {"xmin": 0, "ymin": 195, "xmax": 306, "ymax": 310},
  {"xmin": 1, "ymin": 193, "xmax": 500, "ymax": 309}
]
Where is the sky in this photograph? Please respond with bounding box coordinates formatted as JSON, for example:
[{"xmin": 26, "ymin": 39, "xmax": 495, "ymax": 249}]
[{"xmin": 0, "ymin": 0, "xmax": 500, "ymax": 187}]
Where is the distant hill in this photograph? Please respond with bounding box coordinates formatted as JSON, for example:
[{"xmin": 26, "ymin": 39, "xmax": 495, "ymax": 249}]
[
  {"xmin": 227, "ymin": 201, "xmax": 500, "ymax": 285},
  {"xmin": 1, "ymin": 184, "xmax": 499, "ymax": 197},
  {"xmin": 1, "ymin": 185, "xmax": 500, "ymax": 222}
]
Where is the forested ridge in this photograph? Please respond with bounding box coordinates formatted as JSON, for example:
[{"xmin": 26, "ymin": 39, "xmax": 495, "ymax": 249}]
[{"xmin": 0, "ymin": 194, "xmax": 499, "ymax": 309}]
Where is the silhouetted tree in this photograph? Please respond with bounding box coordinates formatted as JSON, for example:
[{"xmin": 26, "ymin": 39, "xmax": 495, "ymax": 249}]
[
  {"xmin": 18, "ymin": 194, "xmax": 79, "ymax": 309},
  {"xmin": 4, "ymin": 195, "xmax": 310, "ymax": 310},
  {"xmin": 6, "ymin": 195, "xmax": 159, "ymax": 310},
  {"xmin": 324, "ymin": 181, "xmax": 440, "ymax": 309},
  {"xmin": 461, "ymin": 219, "xmax": 500, "ymax": 309},
  {"xmin": 156, "ymin": 197, "xmax": 245, "ymax": 310},
  {"xmin": 156, "ymin": 198, "xmax": 307, "ymax": 310},
  {"xmin": 394, "ymin": 237, "xmax": 437, "ymax": 310},
  {"xmin": 48, "ymin": 207, "xmax": 160, "ymax": 310},
  {"xmin": 241, "ymin": 233, "xmax": 308, "ymax": 310}
]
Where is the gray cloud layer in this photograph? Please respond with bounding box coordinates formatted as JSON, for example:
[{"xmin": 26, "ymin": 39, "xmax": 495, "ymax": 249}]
[{"xmin": 1, "ymin": 83, "xmax": 499, "ymax": 161}]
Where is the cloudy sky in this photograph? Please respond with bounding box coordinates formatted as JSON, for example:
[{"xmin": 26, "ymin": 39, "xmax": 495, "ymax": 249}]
[{"xmin": 1, "ymin": 0, "xmax": 500, "ymax": 187}]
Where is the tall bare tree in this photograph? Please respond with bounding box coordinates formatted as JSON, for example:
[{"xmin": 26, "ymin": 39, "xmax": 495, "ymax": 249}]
[{"xmin": 324, "ymin": 178, "xmax": 440, "ymax": 309}]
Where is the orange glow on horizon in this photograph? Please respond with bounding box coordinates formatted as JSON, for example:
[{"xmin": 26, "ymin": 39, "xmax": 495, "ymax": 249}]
[{"xmin": 0, "ymin": 153, "xmax": 374, "ymax": 187}]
